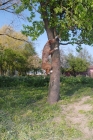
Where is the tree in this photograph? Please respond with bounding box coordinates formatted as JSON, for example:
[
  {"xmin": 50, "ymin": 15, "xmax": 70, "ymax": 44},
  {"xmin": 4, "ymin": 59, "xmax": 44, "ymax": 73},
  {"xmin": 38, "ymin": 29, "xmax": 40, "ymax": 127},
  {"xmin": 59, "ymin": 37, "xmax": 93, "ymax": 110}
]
[
  {"xmin": 3, "ymin": 48, "xmax": 26, "ymax": 76},
  {"xmin": 27, "ymin": 55, "xmax": 41, "ymax": 75},
  {"xmin": 0, "ymin": 26, "xmax": 36, "ymax": 76},
  {"xmin": 0, "ymin": 44, "xmax": 5, "ymax": 75},
  {"xmin": 0, "ymin": 25, "xmax": 30, "ymax": 49},
  {"xmin": 17, "ymin": 0, "xmax": 93, "ymax": 104},
  {"xmin": 23, "ymin": 43, "xmax": 36, "ymax": 57},
  {"xmin": 0, "ymin": 1, "xmax": 31, "ymax": 44},
  {"xmin": 66, "ymin": 53, "xmax": 89, "ymax": 77},
  {"xmin": 0, "ymin": 0, "xmax": 20, "ymax": 13},
  {"xmin": 0, "ymin": 25, "xmax": 36, "ymax": 53},
  {"xmin": 60, "ymin": 49, "xmax": 67, "ymax": 73},
  {"xmin": 76, "ymin": 48, "xmax": 93, "ymax": 65}
]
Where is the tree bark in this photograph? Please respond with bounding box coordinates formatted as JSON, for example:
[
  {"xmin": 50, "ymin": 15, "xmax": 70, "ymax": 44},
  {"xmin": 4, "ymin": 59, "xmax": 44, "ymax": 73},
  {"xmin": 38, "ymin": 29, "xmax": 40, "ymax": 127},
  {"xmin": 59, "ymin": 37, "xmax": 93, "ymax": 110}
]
[
  {"xmin": 47, "ymin": 38, "xmax": 60, "ymax": 104},
  {"xmin": 44, "ymin": 26, "xmax": 60, "ymax": 104}
]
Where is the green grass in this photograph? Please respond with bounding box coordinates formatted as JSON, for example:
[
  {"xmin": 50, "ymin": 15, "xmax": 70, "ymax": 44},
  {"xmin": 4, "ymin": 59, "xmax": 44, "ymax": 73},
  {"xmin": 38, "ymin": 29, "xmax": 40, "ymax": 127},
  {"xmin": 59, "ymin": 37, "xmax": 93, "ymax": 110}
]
[
  {"xmin": 88, "ymin": 120, "xmax": 93, "ymax": 129},
  {"xmin": 0, "ymin": 76, "xmax": 93, "ymax": 140}
]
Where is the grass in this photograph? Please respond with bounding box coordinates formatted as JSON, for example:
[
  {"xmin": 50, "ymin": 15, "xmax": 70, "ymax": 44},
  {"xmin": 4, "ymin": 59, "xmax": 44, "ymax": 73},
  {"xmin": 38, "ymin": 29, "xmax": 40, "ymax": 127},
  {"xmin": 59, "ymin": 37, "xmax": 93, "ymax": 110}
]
[
  {"xmin": 88, "ymin": 120, "xmax": 93, "ymax": 129},
  {"xmin": 0, "ymin": 76, "xmax": 93, "ymax": 140}
]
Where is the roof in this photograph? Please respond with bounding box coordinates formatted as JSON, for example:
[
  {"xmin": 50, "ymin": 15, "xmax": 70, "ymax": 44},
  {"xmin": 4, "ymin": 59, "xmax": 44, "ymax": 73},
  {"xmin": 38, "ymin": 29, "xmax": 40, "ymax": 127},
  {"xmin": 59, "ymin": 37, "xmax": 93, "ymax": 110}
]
[{"xmin": 88, "ymin": 66, "xmax": 93, "ymax": 69}]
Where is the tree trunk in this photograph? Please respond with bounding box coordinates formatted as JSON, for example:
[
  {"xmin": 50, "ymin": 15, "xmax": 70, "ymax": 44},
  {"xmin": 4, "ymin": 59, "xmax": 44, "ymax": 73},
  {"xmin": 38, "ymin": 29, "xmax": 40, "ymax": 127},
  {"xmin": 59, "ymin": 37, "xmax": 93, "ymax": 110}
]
[
  {"xmin": 40, "ymin": 1, "xmax": 61, "ymax": 104},
  {"xmin": 40, "ymin": 1, "xmax": 60, "ymax": 104},
  {"xmin": 47, "ymin": 34, "xmax": 60, "ymax": 104},
  {"xmin": 46, "ymin": 28, "xmax": 60, "ymax": 104}
]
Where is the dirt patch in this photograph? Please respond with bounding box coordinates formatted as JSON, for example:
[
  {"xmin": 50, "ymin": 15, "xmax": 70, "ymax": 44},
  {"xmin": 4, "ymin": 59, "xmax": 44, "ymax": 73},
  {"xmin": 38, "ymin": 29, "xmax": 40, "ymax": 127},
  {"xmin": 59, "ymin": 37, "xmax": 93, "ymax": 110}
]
[{"xmin": 61, "ymin": 96, "xmax": 93, "ymax": 139}]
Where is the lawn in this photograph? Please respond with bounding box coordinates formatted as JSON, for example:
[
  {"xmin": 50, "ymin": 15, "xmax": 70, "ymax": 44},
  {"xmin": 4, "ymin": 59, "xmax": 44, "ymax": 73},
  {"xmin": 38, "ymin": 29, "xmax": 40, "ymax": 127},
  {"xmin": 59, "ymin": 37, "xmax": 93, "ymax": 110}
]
[{"xmin": 0, "ymin": 76, "xmax": 93, "ymax": 140}]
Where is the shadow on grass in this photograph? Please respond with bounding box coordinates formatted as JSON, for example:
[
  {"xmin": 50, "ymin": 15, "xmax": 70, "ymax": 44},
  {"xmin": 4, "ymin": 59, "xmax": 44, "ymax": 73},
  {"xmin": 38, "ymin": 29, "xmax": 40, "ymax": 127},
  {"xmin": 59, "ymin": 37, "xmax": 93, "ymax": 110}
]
[
  {"xmin": 0, "ymin": 87, "xmax": 48, "ymax": 111},
  {"xmin": 60, "ymin": 82, "xmax": 93, "ymax": 101}
]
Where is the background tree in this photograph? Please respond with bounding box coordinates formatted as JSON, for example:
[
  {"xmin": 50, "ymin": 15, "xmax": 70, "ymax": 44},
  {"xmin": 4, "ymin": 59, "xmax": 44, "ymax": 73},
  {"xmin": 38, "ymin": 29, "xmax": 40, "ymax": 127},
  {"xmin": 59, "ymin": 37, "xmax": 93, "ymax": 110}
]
[
  {"xmin": 16, "ymin": 0, "xmax": 93, "ymax": 104},
  {"xmin": 2, "ymin": 48, "xmax": 26, "ymax": 76},
  {"xmin": 0, "ymin": 25, "xmax": 29, "ymax": 50},
  {"xmin": 0, "ymin": 0, "xmax": 20, "ymax": 13},
  {"xmin": 66, "ymin": 53, "xmax": 89, "ymax": 77},
  {"xmin": 0, "ymin": 26, "xmax": 36, "ymax": 76},
  {"xmin": 27, "ymin": 55, "xmax": 41, "ymax": 75},
  {"xmin": 0, "ymin": 1, "xmax": 30, "ymax": 43},
  {"xmin": 0, "ymin": 44, "xmax": 5, "ymax": 75},
  {"xmin": 76, "ymin": 48, "xmax": 93, "ymax": 65},
  {"xmin": 23, "ymin": 43, "xmax": 36, "ymax": 57},
  {"xmin": 60, "ymin": 48, "xmax": 92, "ymax": 76}
]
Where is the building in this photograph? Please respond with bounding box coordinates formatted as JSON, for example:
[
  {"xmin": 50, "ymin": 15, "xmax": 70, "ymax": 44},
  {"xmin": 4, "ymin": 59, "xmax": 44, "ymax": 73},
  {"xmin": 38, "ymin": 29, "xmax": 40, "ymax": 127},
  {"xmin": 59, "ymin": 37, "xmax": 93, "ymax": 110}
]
[{"xmin": 87, "ymin": 66, "xmax": 93, "ymax": 78}]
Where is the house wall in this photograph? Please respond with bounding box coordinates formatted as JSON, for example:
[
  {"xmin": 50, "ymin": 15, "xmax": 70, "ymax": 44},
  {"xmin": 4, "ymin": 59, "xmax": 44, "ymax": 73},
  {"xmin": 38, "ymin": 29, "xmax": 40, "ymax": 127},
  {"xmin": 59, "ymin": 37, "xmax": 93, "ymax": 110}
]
[{"xmin": 87, "ymin": 68, "xmax": 93, "ymax": 78}]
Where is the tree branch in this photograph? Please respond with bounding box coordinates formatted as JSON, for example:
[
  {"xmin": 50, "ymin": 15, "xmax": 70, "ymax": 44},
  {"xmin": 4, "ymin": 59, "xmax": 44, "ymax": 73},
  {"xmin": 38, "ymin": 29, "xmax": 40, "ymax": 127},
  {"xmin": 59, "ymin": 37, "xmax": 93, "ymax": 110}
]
[
  {"xmin": 0, "ymin": 0, "xmax": 12, "ymax": 6},
  {"xmin": 0, "ymin": 5, "xmax": 13, "ymax": 10},
  {"xmin": 60, "ymin": 42, "xmax": 73, "ymax": 45},
  {"xmin": 0, "ymin": 8, "xmax": 16, "ymax": 13},
  {"xmin": 59, "ymin": 40, "xmax": 85, "ymax": 46},
  {"xmin": 0, "ymin": 0, "xmax": 19, "ymax": 12},
  {"xmin": 0, "ymin": 33, "xmax": 31, "ymax": 44},
  {"xmin": 30, "ymin": 3, "xmax": 40, "ymax": 14}
]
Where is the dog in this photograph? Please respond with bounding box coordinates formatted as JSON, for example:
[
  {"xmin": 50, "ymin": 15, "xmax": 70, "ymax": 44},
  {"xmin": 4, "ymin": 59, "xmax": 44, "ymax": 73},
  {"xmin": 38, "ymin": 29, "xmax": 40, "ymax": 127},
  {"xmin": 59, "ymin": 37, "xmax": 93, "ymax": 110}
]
[{"xmin": 42, "ymin": 37, "xmax": 58, "ymax": 75}]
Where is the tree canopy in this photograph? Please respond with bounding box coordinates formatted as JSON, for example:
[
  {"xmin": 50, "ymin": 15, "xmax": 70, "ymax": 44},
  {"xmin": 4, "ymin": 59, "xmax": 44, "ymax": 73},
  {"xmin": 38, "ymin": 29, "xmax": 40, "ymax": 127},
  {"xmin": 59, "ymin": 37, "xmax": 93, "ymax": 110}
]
[
  {"xmin": 66, "ymin": 53, "xmax": 89, "ymax": 76},
  {"xmin": 16, "ymin": 0, "xmax": 93, "ymax": 48},
  {"xmin": 0, "ymin": 26, "xmax": 41, "ymax": 76}
]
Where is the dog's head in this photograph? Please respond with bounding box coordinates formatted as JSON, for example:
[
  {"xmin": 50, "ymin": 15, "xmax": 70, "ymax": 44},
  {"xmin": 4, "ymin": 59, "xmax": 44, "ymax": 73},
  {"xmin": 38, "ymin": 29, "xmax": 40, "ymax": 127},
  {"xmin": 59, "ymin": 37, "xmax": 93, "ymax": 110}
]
[
  {"xmin": 48, "ymin": 36, "xmax": 60, "ymax": 44},
  {"xmin": 49, "ymin": 39, "xmax": 56, "ymax": 44}
]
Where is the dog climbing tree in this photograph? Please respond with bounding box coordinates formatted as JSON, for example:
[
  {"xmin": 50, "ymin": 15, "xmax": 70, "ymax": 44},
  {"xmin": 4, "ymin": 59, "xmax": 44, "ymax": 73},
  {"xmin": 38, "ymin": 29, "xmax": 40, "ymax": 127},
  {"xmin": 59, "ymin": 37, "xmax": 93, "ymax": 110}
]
[{"xmin": 17, "ymin": 0, "xmax": 93, "ymax": 104}]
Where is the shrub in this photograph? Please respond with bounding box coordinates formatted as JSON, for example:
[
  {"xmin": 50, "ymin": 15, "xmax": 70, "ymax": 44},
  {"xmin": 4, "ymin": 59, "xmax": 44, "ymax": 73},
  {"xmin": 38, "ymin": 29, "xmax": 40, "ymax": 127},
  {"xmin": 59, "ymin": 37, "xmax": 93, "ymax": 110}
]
[
  {"xmin": 60, "ymin": 76, "xmax": 93, "ymax": 86},
  {"xmin": 0, "ymin": 75, "xmax": 93, "ymax": 88},
  {"xmin": 0, "ymin": 76, "xmax": 49, "ymax": 88}
]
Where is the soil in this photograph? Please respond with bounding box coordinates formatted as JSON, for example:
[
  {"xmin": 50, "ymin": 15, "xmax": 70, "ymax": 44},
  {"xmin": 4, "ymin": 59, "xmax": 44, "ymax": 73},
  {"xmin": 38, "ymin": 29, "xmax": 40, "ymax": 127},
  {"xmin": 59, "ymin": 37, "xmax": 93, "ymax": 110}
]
[{"xmin": 61, "ymin": 96, "xmax": 93, "ymax": 140}]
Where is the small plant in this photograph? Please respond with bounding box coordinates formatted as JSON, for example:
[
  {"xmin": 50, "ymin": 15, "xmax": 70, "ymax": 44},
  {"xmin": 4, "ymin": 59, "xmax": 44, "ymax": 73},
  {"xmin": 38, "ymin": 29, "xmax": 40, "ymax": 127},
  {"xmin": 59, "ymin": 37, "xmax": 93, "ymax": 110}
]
[{"xmin": 88, "ymin": 120, "xmax": 93, "ymax": 129}]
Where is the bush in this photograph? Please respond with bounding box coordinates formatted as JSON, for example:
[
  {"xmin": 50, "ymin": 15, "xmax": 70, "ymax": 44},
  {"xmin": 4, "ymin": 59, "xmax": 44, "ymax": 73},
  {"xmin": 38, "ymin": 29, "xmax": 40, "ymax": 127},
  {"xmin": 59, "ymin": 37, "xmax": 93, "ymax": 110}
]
[
  {"xmin": 60, "ymin": 76, "xmax": 93, "ymax": 86},
  {"xmin": 0, "ymin": 76, "xmax": 50, "ymax": 88},
  {"xmin": 0, "ymin": 75, "xmax": 93, "ymax": 88}
]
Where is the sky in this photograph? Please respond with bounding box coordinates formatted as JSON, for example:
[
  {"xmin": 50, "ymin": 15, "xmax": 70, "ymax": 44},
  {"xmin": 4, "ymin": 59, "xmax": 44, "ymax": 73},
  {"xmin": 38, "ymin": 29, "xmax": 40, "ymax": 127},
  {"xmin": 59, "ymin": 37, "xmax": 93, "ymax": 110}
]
[{"xmin": 0, "ymin": 10, "xmax": 93, "ymax": 58}]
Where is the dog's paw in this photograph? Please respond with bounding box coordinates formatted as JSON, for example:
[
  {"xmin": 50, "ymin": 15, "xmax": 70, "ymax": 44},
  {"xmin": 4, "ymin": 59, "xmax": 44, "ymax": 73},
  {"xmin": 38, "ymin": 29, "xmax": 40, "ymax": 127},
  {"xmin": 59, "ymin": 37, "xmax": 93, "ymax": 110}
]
[
  {"xmin": 50, "ymin": 70, "xmax": 53, "ymax": 73},
  {"xmin": 54, "ymin": 47, "xmax": 58, "ymax": 50}
]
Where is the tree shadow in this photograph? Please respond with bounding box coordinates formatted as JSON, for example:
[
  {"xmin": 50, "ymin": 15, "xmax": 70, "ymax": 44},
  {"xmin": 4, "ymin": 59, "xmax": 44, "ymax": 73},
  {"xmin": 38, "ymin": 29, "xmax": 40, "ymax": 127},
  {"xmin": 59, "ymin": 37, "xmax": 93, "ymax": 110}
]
[
  {"xmin": 0, "ymin": 87, "xmax": 47, "ymax": 111},
  {"xmin": 60, "ymin": 83, "xmax": 93, "ymax": 100}
]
